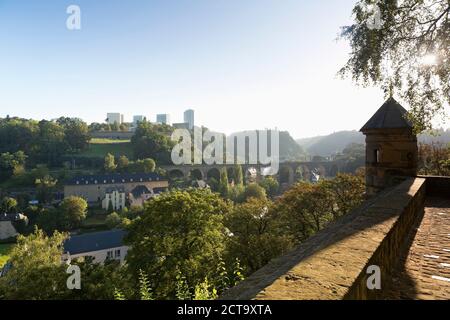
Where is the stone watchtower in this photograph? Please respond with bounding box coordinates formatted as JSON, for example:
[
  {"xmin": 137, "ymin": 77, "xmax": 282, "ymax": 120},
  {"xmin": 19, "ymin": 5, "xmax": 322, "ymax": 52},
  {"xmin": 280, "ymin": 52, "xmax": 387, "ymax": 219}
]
[{"xmin": 360, "ymin": 97, "xmax": 418, "ymax": 196}]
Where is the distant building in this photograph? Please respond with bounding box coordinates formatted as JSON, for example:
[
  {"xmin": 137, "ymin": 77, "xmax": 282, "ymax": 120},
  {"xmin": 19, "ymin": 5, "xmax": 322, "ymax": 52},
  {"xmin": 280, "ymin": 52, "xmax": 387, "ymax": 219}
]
[
  {"xmin": 128, "ymin": 185, "xmax": 168, "ymax": 207},
  {"xmin": 184, "ymin": 109, "xmax": 195, "ymax": 130},
  {"xmin": 62, "ymin": 230, "xmax": 129, "ymax": 265},
  {"xmin": 133, "ymin": 115, "xmax": 146, "ymax": 127},
  {"xmin": 156, "ymin": 114, "xmax": 171, "ymax": 125},
  {"xmin": 0, "ymin": 213, "xmax": 28, "ymax": 240},
  {"xmin": 107, "ymin": 113, "xmax": 124, "ymax": 125},
  {"xmin": 102, "ymin": 187, "xmax": 126, "ymax": 211},
  {"xmin": 64, "ymin": 173, "xmax": 169, "ymax": 204}
]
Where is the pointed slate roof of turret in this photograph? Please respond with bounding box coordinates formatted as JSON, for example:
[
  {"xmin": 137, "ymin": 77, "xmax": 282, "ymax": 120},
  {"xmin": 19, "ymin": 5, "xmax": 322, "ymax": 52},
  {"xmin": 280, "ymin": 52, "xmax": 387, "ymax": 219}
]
[{"xmin": 360, "ymin": 97, "xmax": 413, "ymax": 132}]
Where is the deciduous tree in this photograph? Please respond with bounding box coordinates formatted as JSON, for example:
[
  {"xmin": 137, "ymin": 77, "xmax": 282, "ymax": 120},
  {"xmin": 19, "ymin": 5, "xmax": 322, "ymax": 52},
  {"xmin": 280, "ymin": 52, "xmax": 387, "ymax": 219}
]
[{"xmin": 340, "ymin": 0, "xmax": 450, "ymax": 131}]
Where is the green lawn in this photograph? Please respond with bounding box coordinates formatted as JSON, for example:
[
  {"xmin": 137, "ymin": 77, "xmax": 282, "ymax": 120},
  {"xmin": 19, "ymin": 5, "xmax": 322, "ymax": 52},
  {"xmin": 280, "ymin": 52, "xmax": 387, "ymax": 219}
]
[
  {"xmin": 82, "ymin": 214, "xmax": 108, "ymax": 227},
  {"xmin": 90, "ymin": 138, "xmax": 131, "ymax": 144},
  {"xmin": 0, "ymin": 244, "xmax": 14, "ymax": 268},
  {"xmin": 76, "ymin": 139, "xmax": 134, "ymax": 159}
]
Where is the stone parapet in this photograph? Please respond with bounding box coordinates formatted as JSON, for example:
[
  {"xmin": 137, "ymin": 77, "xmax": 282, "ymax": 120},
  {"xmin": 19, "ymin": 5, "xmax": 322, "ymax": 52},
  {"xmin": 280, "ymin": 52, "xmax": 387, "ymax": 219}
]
[{"xmin": 221, "ymin": 178, "xmax": 427, "ymax": 300}]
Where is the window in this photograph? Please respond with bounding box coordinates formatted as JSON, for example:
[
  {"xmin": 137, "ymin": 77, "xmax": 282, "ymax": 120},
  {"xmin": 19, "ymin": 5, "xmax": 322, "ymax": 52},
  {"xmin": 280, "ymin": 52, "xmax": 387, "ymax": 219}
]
[
  {"xmin": 374, "ymin": 149, "xmax": 381, "ymax": 164},
  {"xmin": 115, "ymin": 249, "xmax": 121, "ymax": 258},
  {"xmin": 107, "ymin": 250, "xmax": 113, "ymax": 260}
]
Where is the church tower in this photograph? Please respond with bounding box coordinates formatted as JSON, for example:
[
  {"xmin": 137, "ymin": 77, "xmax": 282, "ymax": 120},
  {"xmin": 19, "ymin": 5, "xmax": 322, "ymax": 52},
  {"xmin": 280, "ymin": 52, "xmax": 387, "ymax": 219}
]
[{"xmin": 360, "ymin": 98, "xmax": 418, "ymax": 196}]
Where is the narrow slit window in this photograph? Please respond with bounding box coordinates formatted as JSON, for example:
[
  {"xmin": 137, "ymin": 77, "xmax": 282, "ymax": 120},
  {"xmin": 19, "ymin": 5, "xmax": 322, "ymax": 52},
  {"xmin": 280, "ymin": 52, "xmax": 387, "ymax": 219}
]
[{"xmin": 374, "ymin": 149, "xmax": 380, "ymax": 164}]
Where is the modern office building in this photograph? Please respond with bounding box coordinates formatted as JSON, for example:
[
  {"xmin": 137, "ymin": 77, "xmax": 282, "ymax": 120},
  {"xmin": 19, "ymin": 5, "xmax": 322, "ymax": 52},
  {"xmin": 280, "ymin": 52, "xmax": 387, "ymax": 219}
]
[
  {"xmin": 156, "ymin": 114, "xmax": 171, "ymax": 125},
  {"xmin": 184, "ymin": 109, "xmax": 195, "ymax": 130},
  {"xmin": 107, "ymin": 113, "xmax": 124, "ymax": 125},
  {"xmin": 133, "ymin": 115, "xmax": 146, "ymax": 127}
]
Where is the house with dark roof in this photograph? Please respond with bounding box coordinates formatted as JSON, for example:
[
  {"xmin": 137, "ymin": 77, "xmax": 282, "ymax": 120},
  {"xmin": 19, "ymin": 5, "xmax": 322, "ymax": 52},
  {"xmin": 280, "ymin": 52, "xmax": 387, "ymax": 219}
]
[
  {"xmin": 64, "ymin": 173, "xmax": 169, "ymax": 204},
  {"xmin": 62, "ymin": 229, "xmax": 129, "ymax": 265},
  {"xmin": 128, "ymin": 185, "xmax": 168, "ymax": 207},
  {"xmin": 0, "ymin": 213, "xmax": 28, "ymax": 240},
  {"xmin": 360, "ymin": 97, "xmax": 418, "ymax": 195}
]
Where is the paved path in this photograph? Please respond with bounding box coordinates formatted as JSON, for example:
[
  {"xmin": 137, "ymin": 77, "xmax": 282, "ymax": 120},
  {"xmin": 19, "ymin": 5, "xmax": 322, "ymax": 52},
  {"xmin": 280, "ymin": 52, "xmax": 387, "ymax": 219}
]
[{"xmin": 387, "ymin": 197, "xmax": 450, "ymax": 300}]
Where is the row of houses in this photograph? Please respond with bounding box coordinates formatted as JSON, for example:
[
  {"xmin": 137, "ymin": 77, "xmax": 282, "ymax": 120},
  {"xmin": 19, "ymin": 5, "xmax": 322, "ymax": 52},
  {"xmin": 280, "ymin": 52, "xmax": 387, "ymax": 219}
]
[
  {"xmin": 64, "ymin": 172, "xmax": 169, "ymax": 210},
  {"xmin": 2, "ymin": 173, "xmax": 170, "ymax": 275}
]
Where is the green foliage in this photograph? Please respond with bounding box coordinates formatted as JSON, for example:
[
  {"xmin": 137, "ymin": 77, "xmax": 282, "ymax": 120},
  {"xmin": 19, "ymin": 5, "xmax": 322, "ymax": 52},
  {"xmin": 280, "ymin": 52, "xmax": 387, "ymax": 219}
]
[
  {"xmin": 224, "ymin": 198, "xmax": 294, "ymax": 273},
  {"xmin": 0, "ymin": 228, "xmax": 68, "ymax": 300},
  {"xmin": 125, "ymin": 188, "xmax": 231, "ymax": 299},
  {"xmin": 0, "ymin": 151, "xmax": 27, "ymax": 182},
  {"xmin": 59, "ymin": 196, "xmax": 88, "ymax": 230},
  {"xmin": 67, "ymin": 259, "xmax": 131, "ymax": 300},
  {"xmin": 78, "ymin": 140, "xmax": 134, "ymax": 159},
  {"xmin": 0, "ymin": 244, "xmax": 14, "ymax": 269},
  {"xmin": 219, "ymin": 168, "xmax": 230, "ymax": 198},
  {"xmin": 193, "ymin": 278, "xmax": 217, "ymax": 300},
  {"xmin": 56, "ymin": 117, "xmax": 90, "ymax": 152},
  {"xmin": 234, "ymin": 165, "xmax": 244, "ymax": 186},
  {"xmin": 228, "ymin": 184, "xmax": 246, "ymax": 203},
  {"xmin": 0, "ymin": 228, "xmax": 130, "ymax": 300},
  {"xmin": 104, "ymin": 153, "xmax": 117, "ymax": 173},
  {"xmin": 106, "ymin": 212, "xmax": 122, "ymax": 229},
  {"xmin": 340, "ymin": 0, "xmax": 450, "ymax": 132},
  {"xmin": 131, "ymin": 121, "xmax": 175, "ymax": 164},
  {"xmin": 117, "ymin": 155, "xmax": 130, "ymax": 171},
  {"xmin": 128, "ymin": 158, "xmax": 156, "ymax": 173},
  {"xmin": 0, "ymin": 117, "xmax": 89, "ymax": 166},
  {"xmin": 138, "ymin": 269, "xmax": 153, "ymax": 300},
  {"xmin": 114, "ymin": 288, "xmax": 126, "ymax": 300},
  {"xmin": 334, "ymin": 143, "xmax": 366, "ymax": 174},
  {"xmin": 214, "ymin": 258, "xmax": 230, "ymax": 293},
  {"xmin": 175, "ymin": 271, "xmax": 191, "ymax": 300},
  {"xmin": 1, "ymin": 197, "xmax": 18, "ymax": 213},
  {"xmin": 274, "ymin": 174, "xmax": 365, "ymax": 242},
  {"xmin": 35, "ymin": 175, "xmax": 58, "ymax": 204},
  {"xmin": 230, "ymin": 258, "xmax": 245, "ymax": 287},
  {"xmin": 258, "ymin": 177, "xmax": 280, "ymax": 198},
  {"xmin": 418, "ymin": 143, "xmax": 450, "ymax": 176},
  {"xmin": 242, "ymin": 183, "xmax": 267, "ymax": 202},
  {"xmin": 103, "ymin": 153, "xmax": 156, "ymax": 174}
]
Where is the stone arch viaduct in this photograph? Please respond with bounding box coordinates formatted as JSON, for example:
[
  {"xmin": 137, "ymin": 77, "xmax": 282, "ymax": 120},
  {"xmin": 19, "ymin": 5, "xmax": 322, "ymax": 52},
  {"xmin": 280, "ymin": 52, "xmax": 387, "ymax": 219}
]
[{"xmin": 161, "ymin": 161, "xmax": 346, "ymax": 185}]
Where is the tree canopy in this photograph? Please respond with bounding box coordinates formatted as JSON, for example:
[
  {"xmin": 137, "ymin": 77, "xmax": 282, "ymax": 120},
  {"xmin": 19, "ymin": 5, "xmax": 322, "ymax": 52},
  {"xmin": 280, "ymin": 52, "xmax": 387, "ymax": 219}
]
[
  {"xmin": 125, "ymin": 188, "xmax": 231, "ymax": 299},
  {"xmin": 340, "ymin": 0, "xmax": 450, "ymax": 132}
]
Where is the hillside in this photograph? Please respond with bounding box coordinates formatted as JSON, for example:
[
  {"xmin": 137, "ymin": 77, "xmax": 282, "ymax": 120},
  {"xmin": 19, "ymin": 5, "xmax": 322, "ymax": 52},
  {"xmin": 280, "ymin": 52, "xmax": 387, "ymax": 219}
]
[
  {"xmin": 297, "ymin": 131, "xmax": 365, "ymax": 157},
  {"xmin": 75, "ymin": 138, "xmax": 134, "ymax": 159},
  {"xmin": 231, "ymin": 130, "xmax": 306, "ymax": 161},
  {"xmin": 298, "ymin": 129, "xmax": 450, "ymax": 157}
]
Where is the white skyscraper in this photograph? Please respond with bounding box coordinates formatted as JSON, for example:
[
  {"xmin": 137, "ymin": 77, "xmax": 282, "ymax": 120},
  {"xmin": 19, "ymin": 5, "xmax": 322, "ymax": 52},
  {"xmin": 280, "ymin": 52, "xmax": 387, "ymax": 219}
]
[
  {"xmin": 156, "ymin": 114, "xmax": 171, "ymax": 125},
  {"xmin": 107, "ymin": 113, "xmax": 124, "ymax": 125},
  {"xmin": 184, "ymin": 109, "xmax": 195, "ymax": 130}
]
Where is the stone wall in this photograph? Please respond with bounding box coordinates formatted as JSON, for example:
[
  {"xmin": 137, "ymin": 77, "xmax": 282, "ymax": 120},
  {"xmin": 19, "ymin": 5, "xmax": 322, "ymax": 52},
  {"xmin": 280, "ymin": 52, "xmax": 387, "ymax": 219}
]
[{"xmin": 221, "ymin": 178, "xmax": 427, "ymax": 300}]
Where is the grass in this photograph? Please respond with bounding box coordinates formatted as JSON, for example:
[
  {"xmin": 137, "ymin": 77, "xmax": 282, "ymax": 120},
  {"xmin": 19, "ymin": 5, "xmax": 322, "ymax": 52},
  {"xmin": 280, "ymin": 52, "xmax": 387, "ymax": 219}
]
[
  {"xmin": 82, "ymin": 214, "xmax": 108, "ymax": 227},
  {"xmin": 90, "ymin": 138, "xmax": 131, "ymax": 144},
  {"xmin": 0, "ymin": 244, "xmax": 14, "ymax": 268},
  {"xmin": 75, "ymin": 139, "xmax": 134, "ymax": 159}
]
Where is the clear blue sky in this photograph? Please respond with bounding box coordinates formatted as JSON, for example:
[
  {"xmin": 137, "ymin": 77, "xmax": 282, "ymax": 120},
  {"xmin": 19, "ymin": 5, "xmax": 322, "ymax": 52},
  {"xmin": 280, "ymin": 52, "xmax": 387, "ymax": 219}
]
[{"xmin": 0, "ymin": 0, "xmax": 389, "ymax": 138}]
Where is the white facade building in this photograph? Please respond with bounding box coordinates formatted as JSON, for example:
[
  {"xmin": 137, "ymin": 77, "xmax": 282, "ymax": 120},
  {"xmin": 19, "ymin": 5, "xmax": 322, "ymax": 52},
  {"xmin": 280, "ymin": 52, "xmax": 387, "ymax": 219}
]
[
  {"xmin": 102, "ymin": 188, "xmax": 126, "ymax": 211},
  {"xmin": 107, "ymin": 113, "xmax": 124, "ymax": 125},
  {"xmin": 62, "ymin": 230, "xmax": 129, "ymax": 265},
  {"xmin": 156, "ymin": 114, "xmax": 171, "ymax": 125},
  {"xmin": 133, "ymin": 115, "xmax": 146, "ymax": 127}
]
